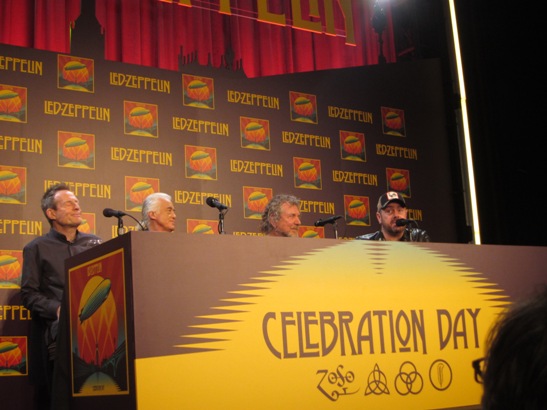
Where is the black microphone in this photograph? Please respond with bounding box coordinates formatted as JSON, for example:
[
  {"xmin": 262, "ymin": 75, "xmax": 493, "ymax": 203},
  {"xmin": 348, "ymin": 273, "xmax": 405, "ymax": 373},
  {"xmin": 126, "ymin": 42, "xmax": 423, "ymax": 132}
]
[
  {"xmin": 206, "ymin": 197, "xmax": 228, "ymax": 211},
  {"xmin": 314, "ymin": 215, "xmax": 343, "ymax": 227},
  {"xmin": 103, "ymin": 208, "xmax": 146, "ymax": 232},
  {"xmin": 103, "ymin": 208, "xmax": 127, "ymax": 218},
  {"xmin": 396, "ymin": 218, "xmax": 414, "ymax": 227}
]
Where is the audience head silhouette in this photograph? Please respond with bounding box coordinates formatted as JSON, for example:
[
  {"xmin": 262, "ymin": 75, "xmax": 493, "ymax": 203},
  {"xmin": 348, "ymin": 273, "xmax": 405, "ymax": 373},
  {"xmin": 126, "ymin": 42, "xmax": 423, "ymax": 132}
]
[{"xmin": 481, "ymin": 286, "xmax": 547, "ymax": 409}]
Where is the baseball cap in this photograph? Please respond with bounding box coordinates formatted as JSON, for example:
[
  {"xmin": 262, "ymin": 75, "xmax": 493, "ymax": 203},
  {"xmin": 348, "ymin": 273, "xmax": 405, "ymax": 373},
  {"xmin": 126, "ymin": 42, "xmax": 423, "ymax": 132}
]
[{"xmin": 377, "ymin": 191, "xmax": 406, "ymax": 210}]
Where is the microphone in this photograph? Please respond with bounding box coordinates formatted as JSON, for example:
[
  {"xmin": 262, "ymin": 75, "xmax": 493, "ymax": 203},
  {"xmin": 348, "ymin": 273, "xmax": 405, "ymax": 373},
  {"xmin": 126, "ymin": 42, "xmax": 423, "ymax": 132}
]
[
  {"xmin": 103, "ymin": 208, "xmax": 127, "ymax": 218},
  {"xmin": 314, "ymin": 215, "xmax": 343, "ymax": 227},
  {"xmin": 102, "ymin": 208, "xmax": 146, "ymax": 233},
  {"xmin": 206, "ymin": 197, "xmax": 228, "ymax": 211},
  {"xmin": 395, "ymin": 218, "xmax": 414, "ymax": 227}
]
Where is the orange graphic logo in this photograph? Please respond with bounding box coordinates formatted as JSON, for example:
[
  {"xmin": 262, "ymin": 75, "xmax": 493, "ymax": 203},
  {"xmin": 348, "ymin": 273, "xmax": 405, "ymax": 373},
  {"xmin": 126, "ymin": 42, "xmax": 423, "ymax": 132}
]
[
  {"xmin": 0, "ymin": 84, "xmax": 27, "ymax": 123},
  {"xmin": 298, "ymin": 226, "xmax": 324, "ymax": 238},
  {"xmin": 294, "ymin": 157, "xmax": 322, "ymax": 190},
  {"xmin": 243, "ymin": 187, "xmax": 272, "ymax": 219},
  {"xmin": 124, "ymin": 100, "xmax": 158, "ymax": 137},
  {"xmin": 386, "ymin": 168, "xmax": 411, "ymax": 197},
  {"xmin": 0, "ymin": 251, "xmax": 23, "ymax": 289},
  {"xmin": 240, "ymin": 116, "xmax": 270, "ymax": 150},
  {"xmin": 187, "ymin": 219, "xmax": 218, "ymax": 234},
  {"xmin": 183, "ymin": 74, "xmax": 214, "ymax": 109},
  {"xmin": 185, "ymin": 145, "xmax": 217, "ymax": 180},
  {"xmin": 0, "ymin": 166, "xmax": 26, "ymax": 204},
  {"xmin": 58, "ymin": 131, "xmax": 95, "ymax": 169},
  {"xmin": 290, "ymin": 91, "xmax": 317, "ymax": 123},
  {"xmin": 344, "ymin": 195, "xmax": 370, "ymax": 226},
  {"xmin": 0, "ymin": 337, "xmax": 27, "ymax": 375},
  {"xmin": 58, "ymin": 55, "xmax": 94, "ymax": 92},
  {"xmin": 79, "ymin": 213, "xmax": 97, "ymax": 235},
  {"xmin": 124, "ymin": 177, "xmax": 159, "ymax": 212},
  {"xmin": 381, "ymin": 106, "xmax": 406, "ymax": 137},
  {"xmin": 340, "ymin": 130, "xmax": 366, "ymax": 162}
]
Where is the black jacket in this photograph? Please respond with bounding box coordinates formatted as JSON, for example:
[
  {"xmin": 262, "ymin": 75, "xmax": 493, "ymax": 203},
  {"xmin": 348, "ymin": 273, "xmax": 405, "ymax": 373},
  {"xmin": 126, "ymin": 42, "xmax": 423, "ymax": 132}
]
[
  {"xmin": 355, "ymin": 228, "xmax": 430, "ymax": 242},
  {"xmin": 21, "ymin": 228, "xmax": 101, "ymax": 384}
]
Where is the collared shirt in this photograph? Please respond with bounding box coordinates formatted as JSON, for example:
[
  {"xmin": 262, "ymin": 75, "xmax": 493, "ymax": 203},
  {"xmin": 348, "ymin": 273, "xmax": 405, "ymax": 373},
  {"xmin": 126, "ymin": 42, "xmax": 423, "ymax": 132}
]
[
  {"xmin": 21, "ymin": 228, "xmax": 101, "ymax": 381},
  {"xmin": 21, "ymin": 228, "xmax": 101, "ymax": 319}
]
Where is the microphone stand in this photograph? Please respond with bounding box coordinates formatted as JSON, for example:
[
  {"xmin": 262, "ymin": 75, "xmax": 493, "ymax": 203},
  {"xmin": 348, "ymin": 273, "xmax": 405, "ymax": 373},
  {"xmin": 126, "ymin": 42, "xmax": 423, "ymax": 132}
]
[
  {"xmin": 112, "ymin": 214, "xmax": 145, "ymax": 237},
  {"xmin": 116, "ymin": 216, "xmax": 124, "ymax": 237},
  {"xmin": 332, "ymin": 221, "xmax": 339, "ymax": 239},
  {"xmin": 217, "ymin": 209, "xmax": 228, "ymax": 234},
  {"xmin": 407, "ymin": 220, "xmax": 420, "ymax": 242}
]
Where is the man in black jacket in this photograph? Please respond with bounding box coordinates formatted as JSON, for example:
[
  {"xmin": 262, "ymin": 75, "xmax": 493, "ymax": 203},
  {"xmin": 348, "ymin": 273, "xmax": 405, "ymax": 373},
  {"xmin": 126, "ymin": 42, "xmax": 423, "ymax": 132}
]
[
  {"xmin": 355, "ymin": 191, "xmax": 430, "ymax": 242},
  {"xmin": 21, "ymin": 183, "xmax": 101, "ymax": 410}
]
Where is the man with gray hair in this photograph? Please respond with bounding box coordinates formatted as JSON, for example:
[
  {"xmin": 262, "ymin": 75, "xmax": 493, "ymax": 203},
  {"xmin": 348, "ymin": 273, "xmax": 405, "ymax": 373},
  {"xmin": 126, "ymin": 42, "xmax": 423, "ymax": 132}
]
[
  {"xmin": 140, "ymin": 192, "xmax": 177, "ymax": 232},
  {"xmin": 259, "ymin": 194, "xmax": 301, "ymax": 237}
]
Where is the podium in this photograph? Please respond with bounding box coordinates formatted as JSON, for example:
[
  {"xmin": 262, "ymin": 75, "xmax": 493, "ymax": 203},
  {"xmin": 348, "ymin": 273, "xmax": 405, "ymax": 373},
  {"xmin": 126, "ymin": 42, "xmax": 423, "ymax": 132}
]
[{"xmin": 54, "ymin": 232, "xmax": 546, "ymax": 409}]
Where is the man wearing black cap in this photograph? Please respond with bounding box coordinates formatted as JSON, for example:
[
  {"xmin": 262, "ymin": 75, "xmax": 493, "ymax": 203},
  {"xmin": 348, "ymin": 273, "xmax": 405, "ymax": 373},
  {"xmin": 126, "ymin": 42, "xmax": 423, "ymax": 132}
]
[{"xmin": 355, "ymin": 191, "xmax": 430, "ymax": 241}]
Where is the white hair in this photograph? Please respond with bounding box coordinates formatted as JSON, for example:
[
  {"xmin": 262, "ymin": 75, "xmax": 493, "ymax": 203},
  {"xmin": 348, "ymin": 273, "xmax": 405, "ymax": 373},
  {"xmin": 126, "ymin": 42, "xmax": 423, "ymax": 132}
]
[{"xmin": 140, "ymin": 192, "xmax": 173, "ymax": 230}]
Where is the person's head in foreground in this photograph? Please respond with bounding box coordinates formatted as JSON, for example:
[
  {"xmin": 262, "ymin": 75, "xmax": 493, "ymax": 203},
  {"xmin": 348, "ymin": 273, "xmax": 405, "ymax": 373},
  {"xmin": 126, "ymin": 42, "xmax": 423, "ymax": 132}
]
[{"xmin": 480, "ymin": 285, "xmax": 547, "ymax": 409}]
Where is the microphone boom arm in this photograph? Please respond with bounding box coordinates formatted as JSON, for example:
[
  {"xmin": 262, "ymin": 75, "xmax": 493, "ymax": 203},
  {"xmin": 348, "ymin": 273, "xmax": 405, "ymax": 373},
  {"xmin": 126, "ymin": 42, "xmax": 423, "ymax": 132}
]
[
  {"xmin": 103, "ymin": 209, "xmax": 146, "ymax": 234},
  {"xmin": 125, "ymin": 213, "xmax": 147, "ymax": 231}
]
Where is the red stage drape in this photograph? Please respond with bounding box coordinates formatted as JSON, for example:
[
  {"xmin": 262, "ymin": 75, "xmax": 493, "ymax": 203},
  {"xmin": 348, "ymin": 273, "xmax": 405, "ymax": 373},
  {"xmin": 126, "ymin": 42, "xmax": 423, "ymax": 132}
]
[{"xmin": 0, "ymin": 0, "xmax": 396, "ymax": 78}]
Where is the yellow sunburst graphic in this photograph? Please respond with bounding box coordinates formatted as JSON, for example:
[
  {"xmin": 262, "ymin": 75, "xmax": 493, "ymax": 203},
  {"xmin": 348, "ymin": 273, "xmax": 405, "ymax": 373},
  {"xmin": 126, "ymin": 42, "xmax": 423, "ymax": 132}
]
[{"xmin": 135, "ymin": 241, "xmax": 508, "ymax": 409}]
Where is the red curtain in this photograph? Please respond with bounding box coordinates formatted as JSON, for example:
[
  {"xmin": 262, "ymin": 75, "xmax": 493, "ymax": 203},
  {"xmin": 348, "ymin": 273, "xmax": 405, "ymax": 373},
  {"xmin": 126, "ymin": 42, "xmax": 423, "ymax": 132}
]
[
  {"xmin": 0, "ymin": 0, "xmax": 395, "ymax": 78},
  {"xmin": 0, "ymin": 0, "xmax": 80, "ymax": 51}
]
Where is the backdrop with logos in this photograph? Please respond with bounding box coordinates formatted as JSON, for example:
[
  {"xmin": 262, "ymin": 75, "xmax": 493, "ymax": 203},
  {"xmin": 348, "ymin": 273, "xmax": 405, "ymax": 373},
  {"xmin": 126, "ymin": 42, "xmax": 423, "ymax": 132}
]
[{"xmin": 0, "ymin": 35, "xmax": 459, "ymax": 407}]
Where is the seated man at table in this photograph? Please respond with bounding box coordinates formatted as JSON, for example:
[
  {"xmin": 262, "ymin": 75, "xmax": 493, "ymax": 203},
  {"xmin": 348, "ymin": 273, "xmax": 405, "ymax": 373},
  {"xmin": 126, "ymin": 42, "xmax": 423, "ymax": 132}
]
[
  {"xmin": 356, "ymin": 191, "xmax": 430, "ymax": 242},
  {"xmin": 140, "ymin": 192, "xmax": 177, "ymax": 232},
  {"xmin": 259, "ymin": 194, "xmax": 301, "ymax": 237}
]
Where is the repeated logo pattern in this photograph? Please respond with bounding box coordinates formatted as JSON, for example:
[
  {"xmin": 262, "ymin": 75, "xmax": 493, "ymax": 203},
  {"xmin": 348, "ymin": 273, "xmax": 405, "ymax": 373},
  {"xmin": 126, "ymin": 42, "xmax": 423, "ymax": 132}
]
[{"xmin": 1, "ymin": 43, "xmax": 446, "ymax": 390}]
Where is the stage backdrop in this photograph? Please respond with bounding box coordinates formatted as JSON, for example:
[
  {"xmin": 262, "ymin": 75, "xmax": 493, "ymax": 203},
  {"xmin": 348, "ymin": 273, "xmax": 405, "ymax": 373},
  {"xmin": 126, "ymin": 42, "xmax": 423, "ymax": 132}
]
[
  {"xmin": 0, "ymin": 42, "xmax": 457, "ymax": 241},
  {"xmin": 1, "ymin": 15, "xmax": 457, "ymax": 408}
]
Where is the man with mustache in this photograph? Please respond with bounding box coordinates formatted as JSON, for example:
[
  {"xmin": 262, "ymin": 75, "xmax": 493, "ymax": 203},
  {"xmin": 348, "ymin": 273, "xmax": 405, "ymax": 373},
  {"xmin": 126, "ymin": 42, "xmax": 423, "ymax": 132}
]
[{"xmin": 356, "ymin": 191, "xmax": 430, "ymax": 242}]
